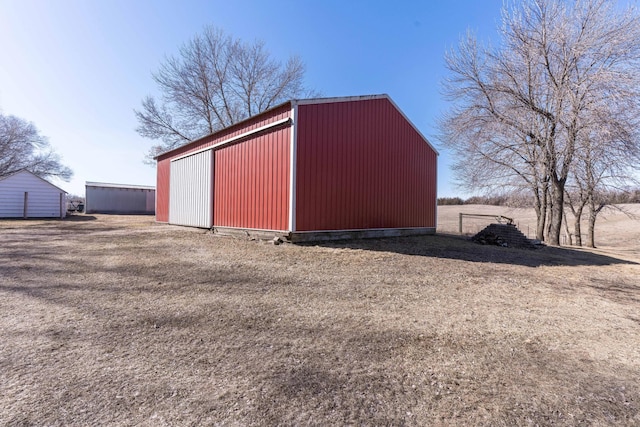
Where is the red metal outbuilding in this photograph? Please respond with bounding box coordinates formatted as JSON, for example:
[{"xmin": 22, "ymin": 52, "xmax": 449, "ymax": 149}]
[{"xmin": 155, "ymin": 94, "xmax": 438, "ymax": 241}]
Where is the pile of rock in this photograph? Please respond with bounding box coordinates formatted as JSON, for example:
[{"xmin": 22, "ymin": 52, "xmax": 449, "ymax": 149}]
[{"xmin": 472, "ymin": 223, "xmax": 537, "ymax": 249}]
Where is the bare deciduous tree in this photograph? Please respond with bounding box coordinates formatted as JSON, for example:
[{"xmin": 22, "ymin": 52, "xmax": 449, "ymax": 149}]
[
  {"xmin": 135, "ymin": 26, "xmax": 313, "ymax": 161},
  {"xmin": 0, "ymin": 113, "xmax": 72, "ymax": 181},
  {"xmin": 439, "ymin": 0, "xmax": 640, "ymax": 245},
  {"xmin": 566, "ymin": 104, "xmax": 640, "ymax": 247}
]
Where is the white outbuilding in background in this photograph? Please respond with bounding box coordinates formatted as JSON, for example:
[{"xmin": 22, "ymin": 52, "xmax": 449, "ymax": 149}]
[
  {"xmin": 0, "ymin": 170, "xmax": 67, "ymax": 218},
  {"xmin": 85, "ymin": 182, "xmax": 155, "ymax": 215}
]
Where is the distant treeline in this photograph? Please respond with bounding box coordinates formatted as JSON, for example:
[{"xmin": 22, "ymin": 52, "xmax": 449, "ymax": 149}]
[
  {"xmin": 438, "ymin": 189, "xmax": 640, "ymax": 206},
  {"xmin": 438, "ymin": 196, "xmax": 509, "ymax": 206}
]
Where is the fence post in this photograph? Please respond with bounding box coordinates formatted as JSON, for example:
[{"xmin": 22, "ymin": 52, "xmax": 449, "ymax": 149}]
[{"xmin": 459, "ymin": 213, "xmax": 463, "ymax": 234}]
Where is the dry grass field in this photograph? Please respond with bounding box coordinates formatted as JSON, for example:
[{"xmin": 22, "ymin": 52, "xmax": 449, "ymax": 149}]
[
  {"xmin": 439, "ymin": 204, "xmax": 640, "ymax": 260},
  {"xmin": 1, "ymin": 207, "xmax": 639, "ymax": 426}
]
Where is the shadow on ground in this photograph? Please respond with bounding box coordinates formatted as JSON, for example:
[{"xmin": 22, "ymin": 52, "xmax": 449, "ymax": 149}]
[
  {"xmin": 63, "ymin": 215, "xmax": 98, "ymax": 221},
  {"xmin": 0, "ymin": 215, "xmax": 98, "ymax": 224},
  {"xmin": 301, "ymin": 233, "xmax": 637, "ymax": 267}
]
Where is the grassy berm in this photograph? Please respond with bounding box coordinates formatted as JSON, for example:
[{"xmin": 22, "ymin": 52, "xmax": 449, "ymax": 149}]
[{"xmin": 1, "ymin": 215, "xmax": 639, "ymax": 426}]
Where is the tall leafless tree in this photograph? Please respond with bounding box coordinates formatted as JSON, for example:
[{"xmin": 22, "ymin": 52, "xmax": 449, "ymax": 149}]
[
  {"xmin": 135, "ymin": 26, "xmax": 313, "ymax": 161},
  {"xmin": 439, "ymin": 0, "xmax": 640, "ymax": 245},
  {"xmin": 566, "ymin": 103, "xmax": 640, "ymax": 247},
  {"xmin": 0, "ymin": 113, "xmax": 72, "ymax": 181}
]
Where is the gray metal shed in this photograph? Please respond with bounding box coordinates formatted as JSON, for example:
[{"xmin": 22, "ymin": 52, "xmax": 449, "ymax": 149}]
[{"xmin": 85, "ymin": 182, "xmax": 155, "ymax": 214}]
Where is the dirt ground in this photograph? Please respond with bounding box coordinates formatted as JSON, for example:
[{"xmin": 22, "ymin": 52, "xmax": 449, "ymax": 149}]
[{"xmin": 1, "ymin": 211, "xmax": 639, "ymax": 426}]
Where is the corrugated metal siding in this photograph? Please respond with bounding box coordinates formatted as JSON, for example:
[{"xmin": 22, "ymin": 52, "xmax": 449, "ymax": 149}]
[
  {"xmin": 155, "ymin": 104, "xmax": 291, "ymax": 163},
  {"xmin": 0, "ymin": 171, "xmax": 65, "ymax": 218},
  {"xmin": 214, "ymin": 126, "xmax": 290, "ymax": 230},
  {"xmin": 85, "ymin": 186, "xmax": 155, "ymax": 214},
  {"xmin": 155, "ymin": 104, "xmax": 291, "ymax": 225},
  {"xmin": 156, "ymin": 159, "xmax": 170, "ymax": 222},
  {"xmin": 169, "ymin": 151, "xmax": 213, "ymax": 228},
  {"xmin": 295, "ymin": 98, "xmax": 437, "ymax": 231},
  {"xmin": 146, "ymin": 191, "xmax": 155, "ymax": 212}
]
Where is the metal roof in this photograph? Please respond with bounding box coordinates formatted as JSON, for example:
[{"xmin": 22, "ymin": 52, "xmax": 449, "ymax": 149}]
[{"xmin": 85, "ymin": 181, "xmax": 155, "ymax": 190}]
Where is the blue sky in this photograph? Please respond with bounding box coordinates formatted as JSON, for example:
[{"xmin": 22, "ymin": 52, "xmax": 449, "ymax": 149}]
[{"xmin": 0, "ymin": 0, "xmax": 504, "ymax": 197}]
